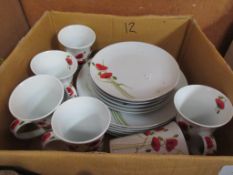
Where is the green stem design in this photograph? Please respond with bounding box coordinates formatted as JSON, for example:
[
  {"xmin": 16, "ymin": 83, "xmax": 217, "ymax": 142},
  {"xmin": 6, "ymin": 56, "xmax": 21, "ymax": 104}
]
[
  {"xmin": 93, "ymin": 62, "xmax": 134, "ymax": 99},
  {"xmin": 136, "ymin": 135, "xmax": 150, "ymax": 153},
  {"xmin": 110, "ymin": 79, "xmax": 134, "ymax": 99},
  {"xmin": 111, "ymin": 110, "xmax": 128, "ymax": 126},
  {"xmin": 111, "ymin": 111, "xmax": 122, "ymax": 125}
]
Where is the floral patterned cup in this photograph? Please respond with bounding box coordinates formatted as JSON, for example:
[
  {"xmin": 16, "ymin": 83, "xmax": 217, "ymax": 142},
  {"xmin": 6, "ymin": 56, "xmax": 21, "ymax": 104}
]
[
  {"xmin": 42, "ymin": 97, "xmax": 111, "ymax": 151},
  {"xmin": 9, "ymin": 75, "xmax": 64, "ymax": 139},
  {"xmin": 110, "ymin": 122, "xmax": 189, "ymax": 154},
  {"xmin": 187, "ymin": 134, "xmax": 217, "ymax": 155},
  {"xmin": 30, "ymin": 50, "xmax": 78, "ymax": 99},
  {"xmin": 58, "ymin": 25, "xmax": 96, "ymax": 65},
  {"xmin": 174, "ymin": 85, "xmax": 233, "ymax": 155}
]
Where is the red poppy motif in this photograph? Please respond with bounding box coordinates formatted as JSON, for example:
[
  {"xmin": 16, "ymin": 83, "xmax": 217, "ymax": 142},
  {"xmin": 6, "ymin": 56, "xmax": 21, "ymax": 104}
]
[
  {"xmin": 78, "ymin": 60, "xmax": 85, "ymax": 65},
  {"xmin": 92, "ymin": 62, "xmax": 133, "ymax": 98},
  {"xmin": 144, "ymin": 130, "xmax": 152, "ymax": 136},
  {"xmin": 177, "ymin": 121, "xmax": 189, "ymax": 131},
  {"xmin": 66, "ymin": 86, "xmax": 74, "ymax": 96},
  {"xmin": 41, "ymin": 132, "xmax": 51, "ymax": 142},
  {"xmin": 165, "ymin": 138, "xmax": 178, "ymax": 152},
  {"xmin": 151, "ymin": 137, "xmax": 161, "ymax": 152},
  {"xmin": 96, "ymin": 64, "xmax": 108, "ymax": 71},
  {"xmin": 204, "ymin": 136, "xmax": 214, "ymax": 149},
  {"xmin": 100, "ymin": 72, "xmax": 112, "ymax": 79},
  {"xmin": 215, "ymin": 98, "xmax": 225, "ymax": 110},
  {"xmin": 65, "ymin": 56, "xmax": 73, "ymax": 65},
  {"xmin": 75, "ymin": 53, "xmax": 84, "ymax": 59},
  {"xmin": 10, "ymin": 119, "xmax": 20, "ymax": 130}
]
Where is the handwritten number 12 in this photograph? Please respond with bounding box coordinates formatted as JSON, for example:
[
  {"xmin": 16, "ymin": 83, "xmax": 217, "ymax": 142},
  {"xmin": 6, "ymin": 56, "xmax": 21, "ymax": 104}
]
[{"xmin": 124, "ymin": 22, "xmax": 136, "ymax": 33}]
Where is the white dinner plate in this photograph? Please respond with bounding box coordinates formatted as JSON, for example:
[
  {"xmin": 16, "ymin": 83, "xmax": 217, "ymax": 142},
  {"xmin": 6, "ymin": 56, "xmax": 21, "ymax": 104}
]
[
  {"xmin": 90, "ymin": 42, "xmax": 180, "ymax": 101},
  {"xmin": 76, "ymin": 61, "xmax": 188, "ymax": 132}
]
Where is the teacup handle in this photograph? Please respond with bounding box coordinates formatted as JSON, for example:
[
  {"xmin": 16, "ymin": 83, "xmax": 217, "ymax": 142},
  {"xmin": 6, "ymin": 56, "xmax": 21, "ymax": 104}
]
[
  {"xmin": 65, "ymin": 85, "xmax": 77, "ymax": 99},
  {"xmin": 10, "ymin": 119, "xmax": 46, "ymax": 139},
  {"xmin": 201, "ymin": 134, "xmax": 217, "ymax": 155},
  {"xmin": 41, "ymin": 131, "xmax": 60, "ymax": 148},
  {"xmin": 41, "ymin": 131, "xmax": 72, "ymax": 151}
]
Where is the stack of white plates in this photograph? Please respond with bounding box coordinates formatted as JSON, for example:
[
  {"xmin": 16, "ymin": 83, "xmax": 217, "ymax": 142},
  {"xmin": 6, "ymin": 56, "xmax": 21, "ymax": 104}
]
[
  {"xmin": 76, "ymin": 58, "xmax": 188, "ymax": 136},
  {"xmin": 89, "ymin": 42, "xmax": 180, "ymax": 114}
]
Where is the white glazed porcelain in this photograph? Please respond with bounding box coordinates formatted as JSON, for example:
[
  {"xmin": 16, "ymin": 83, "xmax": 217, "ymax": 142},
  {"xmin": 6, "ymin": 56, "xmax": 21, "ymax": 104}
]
[
  {"xmin": 9, "ymin": 75, "xmax": 64, "ymax": 139},
  {"xmin": 174, "ymin": 85, "xmax": 233, "ymax": 155},
  {"xmin": 76, "ymin": 62, "xmax": 188, "ymax": 135},
  {"xmin": 58, "ymin": 25, "xmax": 96, "ymax": 64},
  {"xmin": 174, "ymin": 85, "xmax": 233, "ymax": 134},
  {"xmin": 90, "ymin": 42, "xmax": 180, "ymax": 101},
  {"xmin": 79, "ymin": 61, "xmax": 172, "ymax": 116},
  {"xmin": 110, "ymin": 122, "xmax": 189, "ymax": 154},
  {"xmin": 30, "ymin": 50, "xmax": 78, "ymax": 99},
  {"xmin": 42, "ymin": 97, "xmax": 111, "ymax": 151}
]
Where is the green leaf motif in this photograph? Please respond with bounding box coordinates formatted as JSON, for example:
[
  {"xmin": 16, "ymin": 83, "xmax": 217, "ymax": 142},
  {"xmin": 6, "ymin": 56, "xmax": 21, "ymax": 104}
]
[
  {"xmin": 98, "ymin": 72, "xmax": 101, "ymax": 75},
  {"xmin": 173, "ymin": 134, "xmax": 179, "ymax": 138},
  {"xmin": 219, "ymin": 96, "xmax": 225, "ymax": 100},
  {"xmin": 113, "ymin": 76, "xmax": 117, "ymax": 80},
  {"xmin": 92, "ymin": 62, "xmax": 95, "ymax": 66}
]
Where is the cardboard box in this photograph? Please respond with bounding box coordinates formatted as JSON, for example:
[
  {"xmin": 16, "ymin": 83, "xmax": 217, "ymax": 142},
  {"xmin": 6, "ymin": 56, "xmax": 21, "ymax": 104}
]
[
  {"xmin": 0, "ymin": 11, "xmax": 233, "ymax": 174},
  {"xmin": 225, "ymin": 40, "xmax": 233, "ymax": 69},
  {"xmin": 0, "ymin": 0, "xmax": 29, "ymax": 58},
  {"xmin": 21, "ymin": 0, "xmax": 233, "ymax": 53}
]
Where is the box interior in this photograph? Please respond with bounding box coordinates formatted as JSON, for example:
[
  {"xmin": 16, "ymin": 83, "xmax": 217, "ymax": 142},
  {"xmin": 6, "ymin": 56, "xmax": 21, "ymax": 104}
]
[{"xmin": 0, "ymin": 11, "xmax": 232, "ymax": 155}]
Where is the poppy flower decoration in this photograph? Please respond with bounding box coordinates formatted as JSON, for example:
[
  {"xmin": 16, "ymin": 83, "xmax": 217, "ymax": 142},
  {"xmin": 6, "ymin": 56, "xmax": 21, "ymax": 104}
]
[
  {"xmin": 75, "ymin": 52, "xmax": 86, "ymax": 65},
  {"xmin": 65, "ymin": 55, "xmax": 73, "ymax": 69},
  {"xmin": 144, "ymin": 130, "xmax": 152, "ymax": 136},
  {"xmin": 144, "ymin": 127, "xmax": 168, "ymax": 136},
  {"xmin": 10, "ymin": 119, "xmax": 22, "ymax": 130},
  {"xmin": 151, "ymin": 137, "xmax": 161, "ymax": 152},
  {"xmin": 150, "ymin": 134, "xmax": 179, "ymax": 152},
  {"xmin": 92, "ymin": 62, "xmax": 134, "ymax": 99},
  {"xmin": 215, "ymin": 96, "xmax": 226, "ymax": 114},
  {"xmin": 204, "ymin": 136, "xmax": 214, "ymax": 149},
  {"xmin": 75, "ymin": 53, "xmax": 84, "ymax": 59},
  {"xmin": 66, "ymin": 86, "xmax": 74, "ymax": 96},
  {"xmin": 165, "ymin": 138, "xmax": 178, "ymax": 152},
  {"xmin": 41, "ymin": 132, "xmax": 55, "ymax": 142}
]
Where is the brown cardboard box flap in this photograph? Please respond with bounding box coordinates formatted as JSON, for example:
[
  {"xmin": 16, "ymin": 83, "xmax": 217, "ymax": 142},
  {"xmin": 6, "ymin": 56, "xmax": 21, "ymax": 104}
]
[{"xmin": 0, "ymin": 151, "xmax": 233, "ymax": 175}]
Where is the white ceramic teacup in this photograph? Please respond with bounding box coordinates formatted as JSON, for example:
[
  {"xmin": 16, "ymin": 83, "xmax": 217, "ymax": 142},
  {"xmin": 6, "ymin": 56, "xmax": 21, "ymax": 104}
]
[
  {"xmin": 110, "ymin": 122, "xmax": 189, "ymax": 154},
  {"xmin": 9, "ymin": 75, "xmax": 64, "ymax": 139},
  {"xmin": 30, "ymin": 50, "xmax": 78, "ymax": 99},
  {"xmin": 174, "ymin": 85, "xmax": 233, "ymax": 154},
  {"xmin": 42, "ymin": 97, "xmax": 111, "ymax": 151},
  {"xmin": 58, "ymin": 24, "xmax": 96, "ymax": 65}
]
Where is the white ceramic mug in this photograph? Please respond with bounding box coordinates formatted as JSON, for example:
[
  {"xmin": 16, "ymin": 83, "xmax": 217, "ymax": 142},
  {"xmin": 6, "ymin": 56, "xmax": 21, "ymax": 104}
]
[
  {"xmin": 174, "ymin": 85, "xmax": 233, "ymax": 155},
  {"xmin": 42, "ymin": 97, "xmax": 111, "ymax": 151},
  {"xmin": 30, "ymin": 50, "xmax": 78, "ymax": 99},
  {"xmin": 9, "ymin": 75, "xmax": 64, "ymax": 139},
  {"xmin": 58, "ymin": 24, "xmax": 96, "ymax": 65},
  {"xmin": 110, "ymin": 122, "xmax": 189, "ymax": 154}
]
